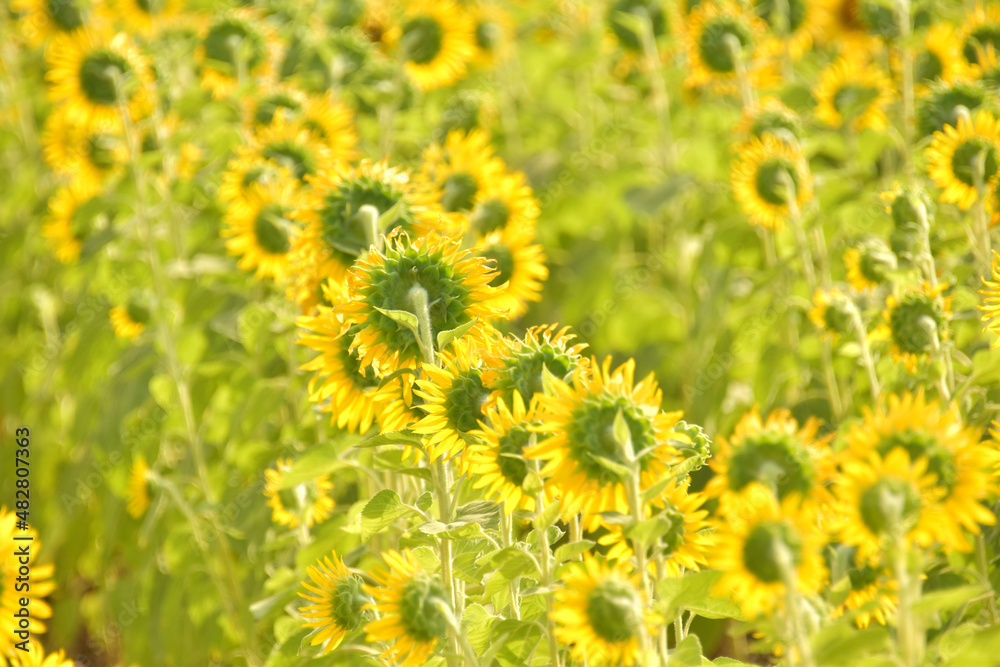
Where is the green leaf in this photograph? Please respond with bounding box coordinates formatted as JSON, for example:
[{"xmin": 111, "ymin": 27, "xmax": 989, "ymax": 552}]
[
  {"xmin": 462, "ymin": 603, "xmax": 500, "ymax": 655},
  {"xmin": 668, "ymin": 634, "xmax": 704, "ymax": 667},
  {"xmin": 811, "ymin": 621, "xmax": 891, "ymax": 666},
  {"xmin": 416, "ymin": 491, "xmax": 433, "ymax": 512},
  {"xmin": 436, "ymin": 318, "xmax": 479, "ymax": 350},
  {"xmin": 657, "ymin": 570, "xmax": 745, "ymax": 621},
  {"xmin": 912, "ymin": 584, "xmax": 987, "ymax": 618},
  {"xmin": 532, "ymin": 500, "xmax": 561, "ymax": 530},
  {"xmin": 373, "ymin": 306, "xmax": 421, "ymax": 338},
  {"xmin": 591, "ymin": 453, "xmax": 632, "ymax": 479},
  {"xmin": 419, "ymin": 520, "xmax": 485, "ymax": 540},
  {"xmin": 455, "ymin": 500, "xmax": 501, "ymax": 531},
  {"xmin": 612, "ymin": 407, "xmax": 633, "ymax": 455},
  {"xmin": 624, "ymin": 516, "xmax": 672, "ymax": 546},
  {"xmin": 356, "ymin": 430, "xmax": 425, "ymax": 448},
  {"xmin": 476, "ymin": 546, "xmax": 540, "ymax": 579},
  {"xmin": 641, "ymin": 476, "xmax": 674, "ymax": 504},
  {"xmin": 554, "ymin": 540, "xmax": 595, "ymax": 565},
  {"xmin": 360, "ymin": 489, "xmax": 419, "ymax": 537}
]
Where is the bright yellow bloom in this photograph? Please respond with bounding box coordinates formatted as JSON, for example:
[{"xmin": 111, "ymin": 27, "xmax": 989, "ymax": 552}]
[
  {"xmin": 980, "ymin": 249, "xmax": 1000, "ymax": 345},
  {"xmin": 381, "ymin": 0, "xmax": 476, "ymax": 91},
  {"xmin": 41, "ymin": 109, "xmax": 125, "ymax": 191},
  {"xmin": 126, "ymin": 455, "xmax": 150, "ymax": 518},
  {"xmin": 299, "ymin": 551, "xmax": 369, "ymax": 654},
  {"xmin": 42, "ymin": 182, "xmax": 105, "ymax": 264},
  {"xmin": 926, "ymin": 109, "xmax": 1000, "ymax": 210},
  {"xmin": 869, "ymin": 282, "xmax": 951, "ymax": 373},
  {"xmin": 263, "ymin": 458, "xmax": 335, "ymax": 529},
  {"xmin": 110, "ymin": 303, "xmax": 149, "ymax": 341},
  {"xmin": 683, "ymin": 1, "xmax": 775, "ymax": 94},
  {"xmin": 222, "ymin": 178, "xmax": 301, "ymax": 282},
  {"xmin": 731, "ymin": 134, "xmax": 813, "ymax": 230},
  {"xmin": 814, "ymin": 56, "xmax": 893, "ymax": 132}
]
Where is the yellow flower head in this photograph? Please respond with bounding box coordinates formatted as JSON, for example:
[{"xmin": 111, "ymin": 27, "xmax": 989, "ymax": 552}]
[
  {"xmin": 382, "ymin": 0, "xmax": 476, "ymax": 91},
  {"xmin": 926, "ymin": 109, "xmax": 1000, "ymax": 210},
  {"xmin": 126, "ymin": 455, "xmax": 151, "ymax": 518},
  {"xmin": 196, "ymin": 8, "xmax": 278, "ymax": 99},
  {"xmin": 9, "ymin": 642, "xmax": 76, "ymax": 667},
  {"xmin": 754, "ymin": 0, "xmax": 832, "ymax": 60},
  {"xmin": 10, "ymin": 0, "xmax": 92, "ymax": 46},
  {"xmin": 263, "ymin": 458, "xmax": 335, "ymax": 529},
  {"xmin": 980, "ymin": 250, "xmax": 1000, "ymax": 345},
  {"xmin": 41, "ymin": 108, "xmax": 125, "ymax": 191},
  {"xmin": 221, "ymin": 177, "xmax": 302, "ymax": 283},
  {"xmin": 299, "ymin": 551, "xmax": 370, "ymax": 654},
  {"xmin": 843, "ymin": 239, "xmax": 896, "ymax": 292},
  {"xmin": 526, "ymin": 356, "xmax": 686, "ymax": 530},
  {"xmin": 467, "ymin": 170, "xmax": 540, "ymax": 246},
  {"xmin": 552, "ymin": 554, "xmax": 663, "ymax": 667},
  {"xmin": 814, "ymin": 56, "xmax": 893, "ymax": 132},
  {"xmin": 103, "ymin": 0, "xmax": 186, "ymax": 35},
  {"xmin": 829, "ymin": 564, "xmax": 897, "ymax": 629},
  {"xmin": 364, "ymin": 549, "xmax": 450, "ymax": 667},
  {"xmin": 711, "ymin": 485, "xmax": 827, "ymax": 619},
  {"xmin": 809, "ymin": 287, "xmax": 854, "ymax": 338},
  {"xmin": 961, "ymin": 1, "xmax": 1000, "ymax": 66},
  {"xmin": 474, "ymin": 233, "xmax": 548, "ymax": 320},
  {"xmin": 470, "ymin": 2, "xmax": 513, "ymax": 68},
  {"xmin": 42, "ymin": 182, "xmax": 107, "ymax": 264},
  {"xmin": 912, "ymin": 23, "xmax": 970, "ymax": 90},
  {"xmin": 734, "ymin": 95, "xmax": 802, "ymax": 147},
  {"xmin": 869, "ymin": 282, "xmax": 951, "ymax": 373},
  {"xmin": 110, "ymin": 302, "xmax": 150, "ymax": 341},
  {"xmin": 730, "ymin": 134, "xmax": 812, "ymax": 230},
  {"xmin": 486, "ymin": 324, "xmax": 589, "ymax": 411},
  {"xmin": 683, "ymin": 0, "xmax": 775, "ymax": 93}
]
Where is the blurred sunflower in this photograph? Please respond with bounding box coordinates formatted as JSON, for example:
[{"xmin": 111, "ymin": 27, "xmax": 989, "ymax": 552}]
[
  {"xmin": 912, "ymin": 23, "xmax": 969, "ymax": 90},
  {"xmin": 980, "ymin": 249, "xmax": 1000, "ymax": 345},
  {"xmin": 730, "ymin": 134, "xmax": 813, "ymax": 230},
  {"xmin": 830, "ymin": 565, "xmax": 896, "ymax": 628},
  {"xmin": 364, "ymin": 549, "xmax": 449, "ymax": 667},
  {"xmin": 683, "ymin": 0, "xmax": 773, "ymax": 93},
  {"xmin": 263, "ymin": 458, "xmax": 335, "ymax": 529},
  {"xmin": 372, "ymin": 374, "xmax": 426, "ymax": 440},
  {"xmin": 288, "ymin": 160, "xmax": 436, "ymax": 310},
  {"xmin": 869, "ymin": 282, "xmax": 951, "ymax": 373},
  {"xmin": 916, "ymin": 79, "xmax": 990, "ymax": 138},
  {"xmin": 526, "ymin": 356, "xmax": 686, "ymax": 530},
  {"xmin": 10, "ymin": 643, "xmax": 76, "ymax": 667},
  {"xmin": 250, "ymin": 117, "xmax": 340, "ymax": 186},
  {"xmin": 0, "ymin": 509, "xmax": 55, "ymax": 658},
  {"xmin": 705, "ymin": 407, "xmax": 833, "ymax": 510},
  {"xmin": 383, "ymin": 0, "xmax": 476, "ymax": 91},
  {"xmin": 297, "ymin": 307, "xmax": 382, "ymax": 434},
  {"xmin": 299, "ymin": 551, "xmax": 370, "ymax": 654},
  {"xmin": 337, "ymin": 231, "xmax": 505, "ymax": 372},
  {"xmin": 842, "ymin": 392, "xmax": 999, "ymax": 553},
  {"xmin": 833, "ymin": 448, "xmax": 943, "ymax": 565},
  {"xmin": 125, "ymin": 455, "xmax": 150, "ymax": 518},
  {"xmin": 105, "ymin": 0, "xmax": 185, "ymax": 35},
  {"xmin": 468, "ymin": 170, "xmax": 540, "ymax": 245},
  {"xmin": 46, "ymin": 29, "xmax": 154, "ymax": 126},
  {"xmin": 221, "ymin": 178, "xmax": 301, "ymax": 282},
  {"xmin": 415, "ymin": 128, "xmax": 506, "ymax": 236},
  {"xmin": 109, "ymin": 301, "xmax": 150, "ymax": 340},
  {"xmin": 475, "ymin": 233, "xmax": 548, "ymax": 319},
  {"xmin": 813, "ymin": 56, "xmax": 893, "ymax": 132},
  {"xmin": 926, "ymin": 110, "xmax": 1000, "ymax": 210},
  {"xmin": 552, "ymin": 554, "xmax": 663, "ymax": 667},
  {"xmin": 605, "ymin": 0, "xmax": 671, "ymax": 53},
  {"xmin": 598, "ymin": 480, "xmax": 715, "ymax": 577},
  {"xmin": 217, "ymin": 155, "xmax": 287, "ymax": 208},
  {"xmin": 413, "ymin": 339, "xmax": 495, "ymax": 462},
  {"xmin": 464, "ymin": 391, "xmax": 548, "ymax": 514},
  {"xmin": 470, "ymin": 2, "xmax": 513, "ymax": 68},
  {"xmin": 711, "ymin": 485, "xmax": 827, "ymax": 619},
  {"xmin": 752, "ymin": 0, "xmax": 830, "ymax": 59},
  {"xmin": 734, "ymin": 95, "xmax": 802, "ymax": 146},
  {"xmin": 197, "ymin": 9, "xmax": 278, "ymax": 99},
  {"xmin": 961, "ymin": 1, "xmax": 1000, "ymax": 66},
  {"xmin": 300, "ymin": 95, "xmax": 359, "ymax": 162},
  {"xmin": 242, "ymin": 83, "xmax": 308, "ymax": 130},
  {"xmin": 486, "ymin": 323, "xmax": 588, "ymax": 411},
  {"xmin": 809, "ymin": 287, "xmax": 854, "ymax": 338},
  {"xmin": 843, "ymin": 239, "xmax": 896, "ymax": 292},
  {"xmin": 10, "ymin": 0, "xmax": 91, "ymax": 46},
  {"xmin": 41, "ymin": 109, "xmax": 125, "ymax": 190},
  {"xmin": 42, "ymin": 182, "xmax": 107, "ymax": 264}
]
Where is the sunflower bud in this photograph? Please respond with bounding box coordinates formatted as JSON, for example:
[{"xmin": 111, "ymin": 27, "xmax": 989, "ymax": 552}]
[
  {"xmin": 586, "ymin": 579, "xmax": 644, "ymax": 643},
  {"xmin": 670, "ymin": 420, "xmax": 711, "ymax": 467},
  {"xmin": 809, "ymin": 288, "xmax": 854, "ymax": 338},
  {"xmin": 844, "ymin": 238, "xmax": 896, "ymax": 291}
]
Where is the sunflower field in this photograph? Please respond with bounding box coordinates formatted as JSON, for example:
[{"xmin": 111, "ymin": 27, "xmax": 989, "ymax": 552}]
[{"xmin": 9, "ymin": 0, "xmax": 1000, "ymax": 665}]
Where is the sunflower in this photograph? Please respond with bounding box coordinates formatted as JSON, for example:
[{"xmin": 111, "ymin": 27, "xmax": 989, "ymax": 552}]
[
  {"xmin": 597, "ymin": 480, "xmax": 715, "ymax": 577},
  {"xmin": 830, "ymin": 566, "xmax": 897, "ymax": 629},
  {"xmin": 299, "ymin": 551, "xmax": 371, "ymax": 654},
  {"xmin": 9, "ymin": 0, "xmax": 91, "ymax": 46},
  {"xmin": 41, "ymin": 182, "xmax": 108, "ymax": 264},
  {"xmin": 242, "ymin": 83, "xmax": 308, "ymax": 130},
  {"xmin": 705, "ymin": 407, "xmax": 834, "ymax": 511},
  {"xmin": 0, "ymin": 508, "xmax": 56, "ymax": 659},
  {"xmin": 813, "ymin": 56, "xmax": 893, "ymax": 132},
  {"xmin": 217, "ymin": 154, "xmax": 288, "ymax": 208},
  {"xmin": 297, "ymin": 307, "xmax": 382, "ymax": 434},
  {"xmin": 711, "ymin": 485, "xmax": 827, "ymax": 619},
  {"xmin": 752, "ymin": 0, "xmax": 831, "ymax": 60},
  {"xmin": 110, "ymin": 302, "xmax": 150, "ymax": 340},
  {"xmin": 197, "ymin": 9, "xmax": 278, "ymax": 99},
  {"xmin": 221, "ymin": 178, "xmax": 301, "ymax": 282},
  {"xmin": 288, "ymin": 159, "xmax": 441, "ymax": 310},
  {"xmin": 382, "ymin": 0, "xmax": 476, "ymax": 91},
  {"xmin": 475, "ymin": 233, "xmax": 548, "ymax": 319},
  {"xmin": 926, "ymin": 110, "xmax": 1000, "ymax": 210},
  {"xmin": 808, "ymin": 287, "xmax": 854, "ymax": 338},
  {"xmin": 464, "ymin": 391, "xmax": 549, "ymax": 514},
  {"xmin": 833, "ymin": 448, "xmax": 944, "ymax": 566},
  {"xmin": 869, "ymin": 282, "xmax": 951, "ymax": 373},
  {"xmin": 961, "ymin": 2, "xmax": 1000, "ymax": 66},
  {"xmin": 249, "ymin": 116, "xmax": 341, "ymax": 187},
  {"xmin": 843, "ymin": 239, "xmax": 896, "ymax": 292},
  {"xmin": 683, "ymin": 1, "xmax": 774, "ymax": 93},
  {"xmin": 337, "ymin": 231, "xmax": 505, "ymax": 373},
  {"xmin": 373, "ymin": 374, "xmax": 427, "ymax": 441},
  {"xmin": 734, "ymin": 95, "xmax": 803, "ymax": 146},
  {"xmin": 916, "ymin": 79, "xmax": 990, "ymax": 138},
  {"xmin": 468, "ymin": 169, "xmax": 540, "ymax": 245},
  {"xmin": 364, "ymin": 549, "xmax": 450, "ymax": 667},
  {"xmin": 263, "ymin": 458, "xmax": 335, "ymax": 529},
  {"xmin": 41, "ymin": 109, "xmax": 125, "ymax": 190},
  {"xmin": 105, "ymin": 0, "xmax": 185, "ymax": 35},
  {"xmin": 486, "ymin": 323, "xmax": 588, "ymax": 411},
  {"xmin": 526, "ymin": 356, "xmax": 686, "ymax": 530},
  {"xmin": 818, "ymin": 0, "xmax": 875, "ymax": 50},
  {"xmin": 125, "ymin": 455, "xmax": 151, "ymax": 518},
  {"xmin": 299, "ymin": 95, "xmax": 359, "ymax": 163},
  {"xmin": 46, "ymin": 29, "xmax": 154, "ymax": 126},
  {"xmin": 470, "ymin": 2, "xmax": 513, "ymax": 68},
  {"xmin": 413, "ymin": 339, "xmax": 495, "ymax": 462},
  {"xmin": 605, "ymin": 0, "xmax": 672, "ymax": 53},
  {"xmin": 415, "ymin": 128, "xmax": 507, "ymax": 237},
  {"xmin": 912, "ymin": 23, "xmax": 969, "ymax": 90},
  {"xmin": 9, "ymin": 643, "xmax": 76, "ymax": 667},
  {"xmin": 730, "ymin": 134, "xmax": 813, "ymax": 230},
  {"xmin": 552, "ymin": 554, "xmax": 662, "ymax": 667},
  {"xmin": 980, "ymin": 249, "xmax": 1000, "ymax": 345},
  {"xmin": 841, "ymin": 392, "xmax": 999, "ymax": 554}
]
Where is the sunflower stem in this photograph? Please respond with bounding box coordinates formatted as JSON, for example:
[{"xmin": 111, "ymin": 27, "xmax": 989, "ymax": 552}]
[
  {"xmin": 359, "ymin": 204, "xmax": 383, "ymax": 254},
  {"xmin": 975, "ymin": 533, "xmax": 1000, "ymax": 624},
  {"xmin": 892, "ymin": 537, "xmax": 923, "ymax": 667},
  {"xmin": 724, "ymin": 34, "xmax": 754, "ymax": 109},
  {"xmin": 973, "ymin": 148, "xmax": 993, "ymax": 278},
  {"xmin": 896, "ymin": 0, "xmax": 915, "ymax": 181},
  {"xmin": 777, "ymin": 544, "xmax": 815, "ymax": 667},
  {"xmin": 533, "ymin": 463, "xmax": 562, "ymax": 667},
  {"xmin": 408, "ymin": 285, "xmax": 437, "ymax": 366},
  {"xmin": 500, "ymin": 511, "xmax": 521, "ymax": 620},
  {"xmin": 850, "ymin": 305, "xmax": 881, "ymax": 403},
  {"xmin": 624, "ymin": 467, "xmax": 654, "ymax": 658},
  {"xmin": 638, "ymin": 12, "xmax": 676, "ymax": 171}
]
